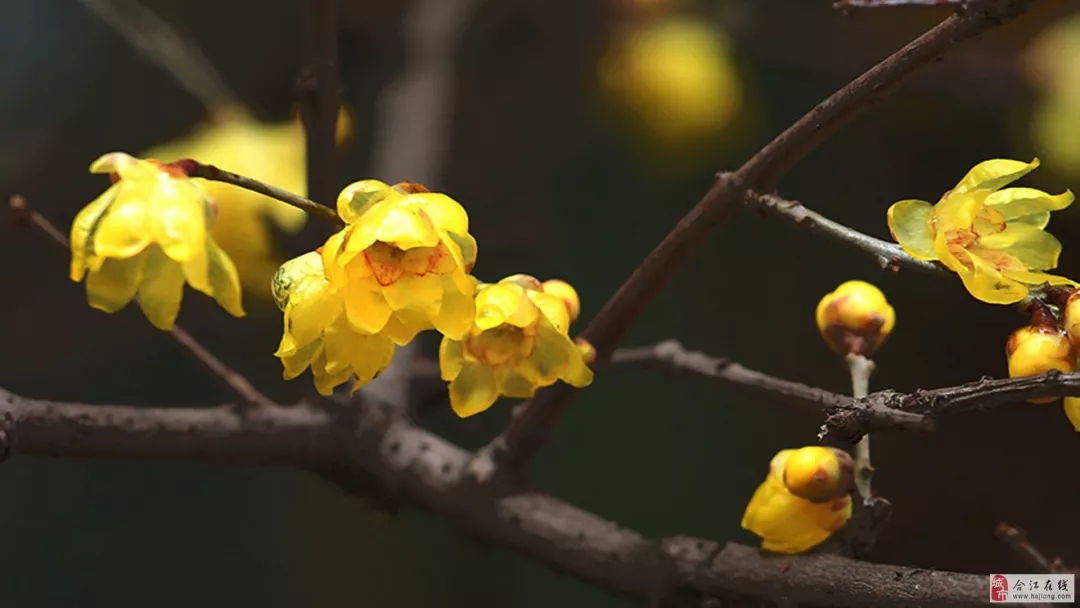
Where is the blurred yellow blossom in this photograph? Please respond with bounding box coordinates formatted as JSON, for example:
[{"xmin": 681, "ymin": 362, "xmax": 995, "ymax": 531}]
[
  {"xmin": 887, "ymin": 158, "xmax": 1076, "ymax": 304},
  {"xmin": 598, "ymin": 15, "xmax": 742, "ymax": 148},
  {"xmin": 321, "ymin": 180, "xmax": 479, "ymax": 345},
  {"xmin": 815, "ymin": 280, "xmax": 895, "ymax": 357},
  {"xmin": 1005, "ymin": 323, "xmax": 1075, "ymax": 404},
  {"xmin": 1064, "ymin": 397, "xmax": 1080, "ymax": 432},
  {"xmin": 1026, "ymin": 15, "xmax": 1080, "ymax": 176},
  {"xmin": 438, "ymin": 275, "xmax": 594, "ymax": 418},
  {"xmin": 272, "ymin": 251, "xmax": 394, "ymax": 396},
  {"xmin": 742, "ymin": 447, "xmax": 853, "ymax": 554},
  {"xmin": 143, "ymin": 107, "xmax": 352, "ymax": 298},
  {"xmin": 70, "ymin": 152, "xmax": 243, "ymax": 330}
]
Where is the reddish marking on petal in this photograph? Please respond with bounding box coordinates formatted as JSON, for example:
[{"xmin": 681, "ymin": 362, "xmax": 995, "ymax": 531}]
[
  {"xmin": 391, "ymin": 182, "xmax": 429, "ymax": 194},
  {"xmin": 108, "ymin": 172, "xmax": 121, "ymax": 184},
  {"xmin": 364, "ymin": 248, "xmax": 406, "ymax": 286},
  {"xmin": 425, "ymin": 241, "xmax": 450, "ymax": 274}
]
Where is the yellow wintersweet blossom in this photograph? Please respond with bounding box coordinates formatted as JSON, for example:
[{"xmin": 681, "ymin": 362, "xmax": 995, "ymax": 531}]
[
  {"xmin": 143, "ymin": 107, "xmax": 353, "ymax": 298},
  {"xmin": 321, "ymin": 180, "xmax": 479, "ymax": 345},
  {"xmin": 69, "ymin": 152, "xmax": 244, "ymax": 330},
  {"xmin": 887, "ymin": 158, "xmax": 1076, "ymax": 304},
  {"xmin": 598, "ymin": 15, "xmax": 742, "ymax": 147},
  {"xmin": 438, "ymin": 275, "xmax": 594, "ymax": 418},
  {"xmin": 742, "ymin": 447, "xmax": 853, "ymax": 555},
  {"xmin": 272, "ymin": 251, "xmax": 394, "ymax": 396},
  {"xmin": 1005, "ymin": 324, "xmax": 1075, "ymax": 404},
  {"xmin": 1063, "ymin": 398, "xmax": 1080, "ymax": 432}
]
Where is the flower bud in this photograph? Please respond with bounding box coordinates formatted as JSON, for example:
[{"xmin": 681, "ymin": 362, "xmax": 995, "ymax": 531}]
[
  {"xmin": 543, "ymin": 279, "xmax": 581, "ymax": 323},
  {"xmin": 782, "ymin": 446, "xmax": 855, "ymax": 504},
  {"xmin": 1006, "ymin": 324, "xmax": 1075, "ymax": 404},
  {"xmin": 336, "ymin": 179, "xmax": 392, "ymax": 223},
  {"xmin": 815, "ymin": 280, "xmax": 896, "ymax": 357},
  {"xmin": 574, "ymin": 337, "xmax": 596, "ymax": 366},
  {"xmin": 1064, "ymin": 397, "xmax": 1080, "ymax": 432},
  {"xmin": 1062, "ymin": 289, "xmax": 1080, "ymax": 351}
]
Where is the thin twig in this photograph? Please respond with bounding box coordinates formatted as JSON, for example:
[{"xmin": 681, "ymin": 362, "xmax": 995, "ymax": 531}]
[
  {"xmin": 8, "ymin": 195, "xmax": 277, "ymax": 409},
  {"xmin": 298, "ymin": 0, "xmax": 342, "ymax": 208},
  {"xmin": 177, "ymin": 160, "xmax": 344, "ymax": 226},
  {"xmin": 748, "ymin": 191, "xmax": 943, "ymax": 275},
  {"xmin": 489, "ymin": 0, "xmax": 1035, "ymax": 473},
  {"xmin": 835, "ymin": 0, "xmax": 965, "ymax": 7},
  {"xmin": 76, "ymin": 0, "xmax": 241, "ymax": 113},
  {"xmin": 847, "ymin": 354, "xmax": 876, "ymax": 502},
  {"xmin": 994, "ymin": 522, "xmax": 1070, "ymax": 574},
  {"xmin": 0, "ymin": 387, "xmax": 993, "ymax": 608}
]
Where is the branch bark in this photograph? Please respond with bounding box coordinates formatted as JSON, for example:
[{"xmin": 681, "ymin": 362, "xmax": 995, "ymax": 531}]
[
  {"xmin": 493, "ymin": 0, "xmax": 1035, "ymax": 471},
  {"xmin": 0, "ymin": 387, "xmax": 988, "ymax": 607}
]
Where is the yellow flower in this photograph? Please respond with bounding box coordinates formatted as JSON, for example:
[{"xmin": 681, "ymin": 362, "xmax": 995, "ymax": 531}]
[
  {"xmin": 142, "ymin": 107, "xmax": 351, "ymax": 299},
  {"xmin": 438, "ymin": 275, "xmax": 594, "ymax": 418},
  {"xmin": 1064, "ymin": 397, "xmax": 1080, "ymax": 432},
  {"xmin": 1062, "ymin": 289, "xmax": 1080, "ymax": 351},
  {"xmin": 321, "ymin": 180, "xmax": 479, "ymax": 345},
  {"xmin": 781, "ymin": 446, "xmax": 855, "ymax": 504},
  {"xmin": 887, "ymin": 158, "xmax": 1076, "ymax": 304},
  {"xmin": 272, "ymin": 251, "xmax": 394, "ymax": 396},
  {"xmin": 741, "ymin": 448, "xmax": 853, "ymax": 555},
  {"xmin": 70, "ymin": 152, "xmax": 244, "ymax": 330},
  {"xmin": 598, "ymin": 16, "xmax": 742, "ymax": 147},
  {"xmin": 815, "ymin": 280, "xmax": 895, "ymax": 357},
  {"xmin": 1005, "ymin": 324, "xmax": 1075, "ymax": 404},
  {"xmin": 542, "ymin": 279, "xmax": 581, "ymax": 323}
]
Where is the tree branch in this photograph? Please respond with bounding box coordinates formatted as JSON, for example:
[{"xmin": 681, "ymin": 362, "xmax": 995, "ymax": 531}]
[
  {"xmin": 298, "ymin": 0, "xmax": 343, "ymax": 208},
  {"xmin": 0, "ymin": 386, "xmax": 988, "ymax": 607},
  {"xmin": 491, "ymin": 0, "xmax": 1035, "ymax": 471}
]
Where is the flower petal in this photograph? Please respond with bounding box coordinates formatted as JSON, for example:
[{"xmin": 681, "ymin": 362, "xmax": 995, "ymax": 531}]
[
  {"xmin": 383, "ymin": 273, "xmax": 443, "ymax": 318},
  {"xmin": 337, "ymin": 179, "xmax": 392, "ymax": 224},
  {"xmin": 959, "ymin": 251, "xmax": 1029, "ymax": 304},
  {"xmin": 286, "ymin": 278, "xmax": 340, "ymax": 348},
  {"xmin": 438, "ymin": 338, "xmax": 466, "ymax": 381},
  {"xmin": 1000, "ymin": 269, "xmax": 1078, "ymax": 288},
  {"xmin": 984, "ymin": 187, "xmax": 1074, "ymax": 225},
  {"xmin": 433, "ymin": 276, "xmax": 476, "ymax": 341},
  {"xmin": 1064, "ymin": 397, "xmax": 1080, "ymax": 432},
  {"xmin": 413, "ymin": 193, "xmax": 470, "ymax": 235},
  {"xmin": 185, "ymin": 238, "xmax": 245, "ymax": 318},
  {"xmin": 136, "ymin": 245, "xmax": 187, "ymax": 330},
  {"xmin": 952, "ymin": 158, "xmax": 1040, "ymax": 196},
  {"xmin": 886, "ymin": 199, "xmax": 937, "ymax": 260},
  {"xmin": 85, "ymin": 254, "xmax": 147, "ymax": 313},
  {"xmin": 279, "ymin": 339, "xmax": 322, "ymax": 379},
  {"xmin": 529, "ymin": 291, "xmax": 572, "ymax": 335},
  {"xmin": 149, "ymin": 179, "xmax": 208, "ymax": 262},
  {"xmin": 449, "ymin": 364, "xmax": 499, "ymax": 418},
  {"xmin": 92, "ymin": 195, "xmax": 152, "ymax": 259},
  {"xmin": 343, "ymin": 282, "xmax": 393, "ymax": 334},
  {"xmin": 975, "ymin": 225, "xmax": 1063, "ymax": 271},
  {"xmin": 70, "ymin": 188, "xmax": 118, "ymax": 281}
]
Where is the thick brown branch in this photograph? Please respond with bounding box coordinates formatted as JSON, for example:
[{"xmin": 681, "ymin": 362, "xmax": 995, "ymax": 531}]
[
  {"xmin": 298, "ymin": 0, "xmax": 343, "ymax": 208},
  {"xmin": 0, "ymin": 387, "xmax": 987, "ymax": 607},
  {"xmin": 495, "ymin": 0, "xmax": 1034, "ymax": 470}
]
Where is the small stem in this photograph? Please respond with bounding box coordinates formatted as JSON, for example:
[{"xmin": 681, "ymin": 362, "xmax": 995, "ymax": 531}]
[
  {"xmin": 846, "ymin": 353, "xmax": 876, "ymax": 502},
  {"xmin": 9, "ymin": 195, "xmax": 277, "ymax": 409},
  {"xmin": 181, "ymin": 160, "xmax": 344, "ymax": 227}
]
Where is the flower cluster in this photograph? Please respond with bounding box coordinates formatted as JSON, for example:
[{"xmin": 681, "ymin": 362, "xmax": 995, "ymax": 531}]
[
  {"xmin": 741, "ymin": 446, "xmax": 854, "ymax": 554},
  {"xmin": 887, "ymin": 158, "xmax": 1075, "ymax": 305}
]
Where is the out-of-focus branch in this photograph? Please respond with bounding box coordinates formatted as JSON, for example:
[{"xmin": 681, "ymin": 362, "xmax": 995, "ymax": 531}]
[
  {"xmin": 76, "ymin": 0, "xmax": 241, "ymax": 113},
  {"xmin": 995, "ymin": 522, "xmax": 1071, "ymax": 574},
  {"xmin": 488, "ymin": 0, "xmax": 1036, "ymax": 474},
  {"xmin": 8, "ymin": 195, "xmax": 277, "ymax": 410},
  {"xmin": 298, "ymin": 0, "xmax": 343, "ymax": 208},
  {"xmin": 0, "ymin": 387, "xmax": 990, "ymax": 607}
]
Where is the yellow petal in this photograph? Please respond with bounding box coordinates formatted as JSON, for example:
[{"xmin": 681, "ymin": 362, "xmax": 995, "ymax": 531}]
[
  {"xmin": 475, "ymin": 284, "xmax": 537, "ymax": 330},
  {"xmin": 497, "ymin": 372, "xmax": 540, "ymax": 399},
  {"xmin": 148, "ymin": 181, "xmax": 208, "ymax": 262},
  {"xmin": 320, "ymin": 231, "xmax": 353, "ymax": 284},
  {"xmin": 70, "ymin": 188, "xmax": 118, "ymax": 281},
  {"xmin": 886, "ymin": 199, "xmax": 937, "ymax": 260},
  {"xmin": 271, "ymin": 251, "xmax": 323, "ymax": 311},
  {"xmin": 933, "ymin": 229, "xmax": 969, "ymax": 275},
  {"xmin": 976, "ymin": 226, "xmax": 1062, "ymax": 271},
  {"xmin": 336, "ymin": 179, "xmax": 392, "ymax": 224},
  {"xmin": 429, "ymin": 276, "xmax": 475, "ymax": 341},
  {"xmin": 412, "ymin": 193, "xmax": 470, "ymax": 235},
  {"xmin": 1000, "ymin": 269, "xmax": 1078, "ymax": 288},
  {"xmin": 90, "ymin": 152, "xmax": 155, "ymax": 179},
  {"xmin": 85, "ymin": 254, "xmax": 146, "ymax": 313},
  {"xmin": 952, "ymin": 158, "xmax": 1040, "ymax": 197},
  {"xmin": 279, "ymin": 339, "xmax": 322, "ymax": 379},
  {"xmin": 384, "ymin": 308, "xmax": 429, "ymax": 345},
  {"xmin": 445, "ymin": 231, "xmax": 478, "ymax": 272},
  {"xmin": 449, "ymin": 363, "xmax": 499, "ymax": 418},
  {"xmin": 311, "ymin": 350, "xmax": 352, "ymax": 396},
  {"xmin": 741, "ymin": 478, "xmax": 851, "ymax": 555},
  {"xmin": 136, "ymin": 246, "xmax": 186, "ymax": 330},
  {"xmin": 529, "ymin": 291, "xmax": 572, "ymax": 335},
  {"xmin": 932, "ymin": 190, "xmax": 983, "ymax": 232},
  {"xmin": 1064, "ymin": 397, "xmax": 1080, "ymax": 432},
  {"xmin": 985, "ymin": 187, "xmax": 1074, "ymax": 225},
  {"xmin": 92, "ymin": 196, "xmax": 152, "ymax": 259},
  {"xmin": 529, "ymin": 323, "xmax": 593, "ymax": 386},
  {"xmin": 374, "ymin": 205, "xmax": 440, "ymax": 249},
  {"xmin": 342, "ymin": 282, "xmax": 393, "ymax": 334},
  {"xmin": 382, "ymin": 273, "xmax": 443, "ymax": 318},
  {"xmin": 959, "ymin": 252, "xmax": 1029, "ymax": 304},
  {"xmin": 438, "ymin": 338, "xmax": 465, "ymax": 381},
  {"xmin": 323, "ymin": 316, "xmax": 394, "ymax": 384},
  {"xmin": 190, "ymin": 238, "xmax": 245, "ymax": 318},
  {"xmin": 286, "ymin": 278, "xmax": 340, "ymax": 348}
]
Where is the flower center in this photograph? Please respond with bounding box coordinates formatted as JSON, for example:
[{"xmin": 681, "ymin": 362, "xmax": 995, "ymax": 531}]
[
  {"xmin": 362, "ymin": 241, "xmax": 453, "ymax": 286},
  {"xmin": 465, "ymin": 324, "xmax": 537, "ymax": 366}
]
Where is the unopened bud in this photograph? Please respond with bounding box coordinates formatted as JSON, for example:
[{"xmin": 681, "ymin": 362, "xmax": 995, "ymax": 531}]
[
  {"xmin": 1006, "ymin": 324, "xmax": 1075, "ymax": 404},
  {"xmin": 782, "ymin": 446, "xmax": 855, "ymax": 503},
  {"xmin": 574, "ymin": 337, "xmax": 596, "ymax": 366},
  {"xmin": 1062, "ymin": 290, "xmax": 1080, "ymax": 351},
  {"xmin": 1064, "ymin": 397, "xmax": 1080, "ymax": 432},
  {"xmin": 542, "ymin": 279, "xmax": 581, "ymax": 323},
  {"xmin": 815, "ymin": 280, "xmax": 895, "ymax": 357}
]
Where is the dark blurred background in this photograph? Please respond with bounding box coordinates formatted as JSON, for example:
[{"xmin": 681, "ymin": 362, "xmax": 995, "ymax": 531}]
[{"xmin": 2, "ymin": 0, "xmax": 1079, "ymax": 606}]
